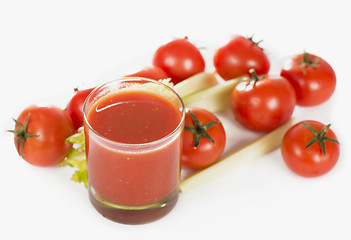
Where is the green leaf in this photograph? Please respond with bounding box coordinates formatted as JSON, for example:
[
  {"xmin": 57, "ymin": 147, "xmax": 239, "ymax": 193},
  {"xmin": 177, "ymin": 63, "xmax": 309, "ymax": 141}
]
[
  {"xmin": 58, "ymin": 128, "xmax": 87, "ymax": 189},
  {"xmin": 189, "ymin": 111, "xmax": 201, "ymax": 127},
  {"xmin": 202, "ymin": 121, "xmax": 218, "ymax": 131},
  {"xmin": 324, "ymin": 137, "xmax": 339, "ymax": 144},
  {"xmin": 184, "ymin": 125, "xmax": 197, "ymax": 133},
  {"xmin": 301, "ymin": 122, "xmax": 319, "ymax": 135},
  {"xmin": 65, "ymin": 127, "xmax": 85, "ymax": 145},
  {"xmin": 193, "ymin": 132, "xmax": 201, "ymax": 148},
  {"xmin": 319, "ymin": 141, "xmax": 326, "ymax": 156},
  {"xmin": 319, "ymin": 124, "xmax": 331, "ymax": 139},
  {"xmin": 305, "ymin": 138, "xmax": 318, "ymax": 150},
  {"xmin": 71, "ymin": 169, "xmax": 88, "ymax": 189},
  {"xmin": 202, "ymin": 131, "xmax": 215, "ymax": 144}
]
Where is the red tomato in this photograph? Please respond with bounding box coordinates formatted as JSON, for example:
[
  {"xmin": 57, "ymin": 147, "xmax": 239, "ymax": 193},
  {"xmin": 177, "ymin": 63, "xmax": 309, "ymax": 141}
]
[
  {"xmin": 214, "ymin": 35, "xmax": 270, "ymax": 80},
  {"xmin": 66, "ymin": 87, "xmax": 94, "ymax": 131},
  {"xmin": 10, "ymin": 106, "xmax": 75, "ymax": 166},
  {"xmin": 152, "ymin": 37, "xmax": 205, "ymax": 85},
  {"xmin": 281, "ymin": 121, "xmax": 339, "ymax": 177},
  {"xmin": 182, "ymin": 108, "xmax": 226, "ymax": 169},
  {"xmin": 231, "ymin": 69, "xmax": 296, "ymax": 132},
  {"xmin": 125, "ymin": 66, "xmax": 169, "ymax": 80},
  {"xmin": 280, "ymin": 52, "xmax": 336, "ymax": 106}
]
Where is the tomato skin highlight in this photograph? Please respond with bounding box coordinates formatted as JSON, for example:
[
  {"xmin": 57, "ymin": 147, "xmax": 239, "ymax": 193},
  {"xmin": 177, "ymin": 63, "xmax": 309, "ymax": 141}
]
[
  {"xmin": 66, "ymin": 87, "xmax": 94, "ymax": 131},
  {"xmin": 181, "ymin": 108, "xmax": 226, "ymax": 169},
  {"xmin": 231, "ymin": 74, "xmax": 296, "ymax": 132},
  {"xmin": 14, "ymin": 106, "xmax": 75, "ymax": 167},
  {"xmin": 214, "ymin": 35, "xmax": 270, "ymax": 80},
  {"xmin": 280, "ymin": 53, "xmax": 336, "ymax": 106},
  {"xmin": 125, "ymin": 66, "xmax": 169, "ymax": 80},
  {"xmin": 152, "ymin": 38, "xmax": 205, "ymax": 85},
  {"xmin": 281, "ymin": 121, "xmax": 340, "ymax": 177}
]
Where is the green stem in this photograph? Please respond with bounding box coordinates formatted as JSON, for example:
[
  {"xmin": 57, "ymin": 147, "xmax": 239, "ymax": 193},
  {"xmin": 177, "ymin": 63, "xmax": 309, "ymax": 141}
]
[
  {"xmin": 249, "ymin": 69, "xmax": 264, "ymax": 85},
  {"xmin": 184, "ymin": 110, "xmax": 218, "ymax": 148},
  {"xmin": 8, "ymin": 114, "xmax": 39, "ymax": 155},
  {"xmin": 302, "ymin": 122, "xmax": 339, "ymax": 156},
  {"xmin": 247, "ymin": 35, "xmax": 263, "ymax": 49},
  {"xmin": 298, "ymin": 52, "xmax": 320, "ymax": 74}
]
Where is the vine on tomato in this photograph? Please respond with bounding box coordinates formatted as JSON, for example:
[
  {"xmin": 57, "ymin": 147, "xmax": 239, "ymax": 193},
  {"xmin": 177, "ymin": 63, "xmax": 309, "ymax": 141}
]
[
  {"xmin": 152, "ymin": 37, "xmax": 205, "ymax": 85},
  {"xmin": 124, "ymin": 66, "xmax": 169, "ymax": 80},
  {"xmin": 280, "ymin": 52, "xmax": 336, "ymax": 106},
  {"xmin": 214, "ymin": 35, "xmax": 270, "ymax": 80},
  {"xmin": 9, "ymin": 106, "xmax": 75, "ymax": 167},
  {"xmin": 231, "ymin": 69, "xmax": 296, "ymax": 132},
  {"xmin": 281, "ymin": 121, "xmax": 339, "ymax": 177},
  {"xmin": 182, "ymin": 108, "xmax": 226, "ymax": 169},
  {"xmin": 66, "ymin": 87, "xmax": 94, "ymax": 131}
]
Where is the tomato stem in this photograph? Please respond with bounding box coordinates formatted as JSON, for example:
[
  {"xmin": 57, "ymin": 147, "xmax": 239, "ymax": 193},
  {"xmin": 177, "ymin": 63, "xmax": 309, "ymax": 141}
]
[
  {"xmin": 184, "ymin": 110, "xmax": 218, "ymax": 148},
  {"xmin": 302, "ymin": 122, "xmax": 339, "ymax": 156},
  {"xmin": 249, "ymin": 69, "xmax": 264, "ymax": 85},
  {"xmin": 298, "ymin": 52, "xmax": 320, "ymax": 74},
  {"xmin": 8, "ymin": 114, "xmax": 39, "ymax": 155},
  {"xmin": 247, "ymin": 35, "xmax": 263, "ymax": 49}
]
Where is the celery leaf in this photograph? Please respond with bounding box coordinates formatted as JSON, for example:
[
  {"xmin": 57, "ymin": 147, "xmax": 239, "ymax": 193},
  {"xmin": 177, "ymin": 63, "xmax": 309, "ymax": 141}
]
[{"xmin": 59, "ymin": 127, "xmax": 87, "ymax": 189}]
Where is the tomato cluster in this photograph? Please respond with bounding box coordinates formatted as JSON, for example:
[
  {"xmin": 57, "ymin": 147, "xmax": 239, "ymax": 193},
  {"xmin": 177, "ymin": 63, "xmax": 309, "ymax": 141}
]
[
  {"xmin": 148, "ymin": 35, "xmax": 339, "ymax": 176},
  {"xmin": 10, "ymin": 34, "xmax": 339, "ymax": 178}
]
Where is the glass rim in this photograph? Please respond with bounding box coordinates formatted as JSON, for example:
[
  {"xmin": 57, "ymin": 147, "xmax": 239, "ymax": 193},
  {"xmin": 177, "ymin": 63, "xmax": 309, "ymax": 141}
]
[{"xmin": 83, "ymin": 77, "xmax": 185, "ymax": 148}]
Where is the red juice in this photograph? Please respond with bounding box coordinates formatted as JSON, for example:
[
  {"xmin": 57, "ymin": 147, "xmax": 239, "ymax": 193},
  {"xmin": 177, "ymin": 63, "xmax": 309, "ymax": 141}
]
[{"xmin": 84, "ymin": 79, "xmax": 184, "ymax": 224}]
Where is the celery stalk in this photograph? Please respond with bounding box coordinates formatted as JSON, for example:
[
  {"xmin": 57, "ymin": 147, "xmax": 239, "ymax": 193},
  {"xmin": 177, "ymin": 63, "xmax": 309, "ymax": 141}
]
[
  {"xmin": 174, "ymin": 72, "xmax": 219, "ymax": 98},
  {"xmin": 180, "ymin": 118, "xmax": 297, "ymax": 193},
  {"xmin": 181, "ymin": 75, "xmax": 247, "ymax": 112}
]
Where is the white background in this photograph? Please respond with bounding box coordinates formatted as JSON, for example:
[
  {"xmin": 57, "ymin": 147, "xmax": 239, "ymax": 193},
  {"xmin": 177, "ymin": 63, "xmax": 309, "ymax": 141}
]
[{"xmin": 1, "ymin": 1, "xmax": 350, "ymax": 239}]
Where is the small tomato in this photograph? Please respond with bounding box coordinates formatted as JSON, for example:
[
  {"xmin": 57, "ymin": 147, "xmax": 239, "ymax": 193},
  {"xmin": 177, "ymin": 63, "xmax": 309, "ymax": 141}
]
[
  {"xmin": 66, "ymin": 87, "xmax": 94, "ymax": 131},
  {"xmin": 280, "ymin": 52, "xmax": 336, "ymax": 106},
  {"xmin": 182, "ymin": 108, "xmax": 226, "ymax": 169},
  {"xmin": 231, "ymin": 69, "xmax": 296, "ymax": 132},
  {"xmin": 214, "ymin": 35, "xmax": 270, "ymax": 80},
  {"xmin": 281, "ymin": 120, "xmax": 340, "ymax": 177},
  {"xmin": 153, "ymin": 37, "xmax": 205, "ymax": 85},
  {"xmin": 10, "ymin": 106, "xmax": 75, "ymax": 166}
]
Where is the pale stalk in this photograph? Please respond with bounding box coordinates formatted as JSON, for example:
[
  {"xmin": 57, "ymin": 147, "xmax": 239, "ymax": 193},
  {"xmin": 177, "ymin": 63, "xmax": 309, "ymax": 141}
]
[
  {"xmin": 181, "ymin": 75, "xmax": 247, "ymax": 112},
  {"xmin": 174, "ymin": 72, "xmax": 219, "ymax": 98},
  {"xmin": 180, "ymin": 118, "xmax": 298, "ymax": 193}
]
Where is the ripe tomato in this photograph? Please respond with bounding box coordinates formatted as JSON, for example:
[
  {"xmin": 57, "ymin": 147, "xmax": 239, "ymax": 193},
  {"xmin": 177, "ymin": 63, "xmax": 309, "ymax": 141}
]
[
  {"xmin": 214, "ymin": 35, "xmax": 270, "ymax": 80},
  {"xmin": 66, "ymin": 87, "xmax": 94, "ymax": 131},
  {"xmin": 280, "ymin": 52, "xmax": 336, "ymax": 106},
  {"xmin": 182, "ymin": 108, "xmax": 226, "ymax": 169},
  {"xmin": 281, "ymin": 121, "xmax": 339, "ymax": 177},
  {"xmin": 124, "ymin": 66, "xmax": 169, "ymax": 80},
  {"xmin": 231, "ymin": 69, "xmax": 296, "ymax": 132},
  {"xmin": 10, "ymin": 106, "xmax": 75, "ymax": 166},
  {"xmin": 152, "ymin": 37, "xmax": 205, "ymax": 85}
]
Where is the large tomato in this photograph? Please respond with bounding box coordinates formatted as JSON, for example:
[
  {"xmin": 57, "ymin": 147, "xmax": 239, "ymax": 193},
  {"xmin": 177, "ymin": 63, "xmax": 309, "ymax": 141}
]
[
  {"xmin": 10, "ymin": 106, "xmax": 75, "ymax": 166},
  {"xmin": 280, "ymin": 52, "xmax": 336, "ymax": 106},
  {"xmin": 182, "ymin": 108, "xmax": 226, "ymax": 169},
  {"xmin": 231, "ymin": 69, "xmax": 296, "ymax": 132},
  {"xmin": 152, "ymin": 37, "xmax": 205, "ymax": 85},
  {"xmin": 214, "ymin": 35, "xmax": 270, "ymax": 80},
  {"xmin": 281, "ymin": 121, "xmax": 339, "ymax": 177},
  {"xmin": 125, "ymin": 66, "xmax": 169, "ymax": 80},
  {"xmin": 66, "ymin": 87, "xmax": 94, "ymax": 131}
]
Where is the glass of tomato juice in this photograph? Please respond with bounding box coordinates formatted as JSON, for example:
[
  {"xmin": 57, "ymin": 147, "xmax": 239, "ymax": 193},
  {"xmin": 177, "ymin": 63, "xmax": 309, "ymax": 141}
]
[{"xmin": 83, "ymin": 78, "xmax": 185, "ymax": 224}]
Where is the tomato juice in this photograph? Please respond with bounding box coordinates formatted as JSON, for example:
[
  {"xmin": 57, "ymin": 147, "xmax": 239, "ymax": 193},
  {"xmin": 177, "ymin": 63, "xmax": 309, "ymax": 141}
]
[{"xmin": 84, "ymin": 78, "xmax": 184, "ymax": 224}]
